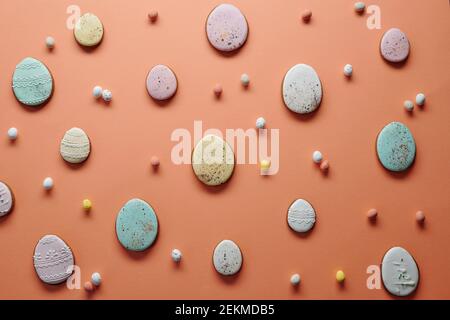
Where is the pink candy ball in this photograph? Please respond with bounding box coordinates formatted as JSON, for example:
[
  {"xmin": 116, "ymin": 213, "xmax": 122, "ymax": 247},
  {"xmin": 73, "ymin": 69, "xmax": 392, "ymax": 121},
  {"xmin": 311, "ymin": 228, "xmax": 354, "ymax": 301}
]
[
  {"xmin": 416, "ymin": 211, "xmax": 425, "ymax": 223},
  {"xmin": 148, "ymin": 11, "xmax": 158, "ymax": 22},
  {"xmin": 301, "ymin": 9, "xmax": 312, "ymax": 22},
  {"xmin": 213, "ymin": 84, "xmax": 223, "ymax": 97},
  {"xmin": 367, "ymin": 208, "xmax": 378, "ymax": 219},
  {"xmin": 320, "ymin": 160, "xmax": 329, "ymax": 171},
  {"xmin": 150, "ymin": 156, "xmax": 160, "ymax": 167},
  {"xmin": 84, "ymin": 281, "xmax": 94, "ymax": 292}
]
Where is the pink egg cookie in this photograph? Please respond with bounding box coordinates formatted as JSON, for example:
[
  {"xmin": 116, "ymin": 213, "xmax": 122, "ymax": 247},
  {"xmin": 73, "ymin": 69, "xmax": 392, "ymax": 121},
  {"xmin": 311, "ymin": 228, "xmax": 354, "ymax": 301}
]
[
  {"xmin": 380, "ymin": 28, "xmax": 410, "ymax": 63},
  {"xmin": 206, "ymin": 4, "xmax": 248, "ymax": 52},
  {"xmin": 146, "ymin": 64, "xmax": 178, "ymax": 101},
  {"xmin": 33, "ymin": 235, "xmax": 75, "ymax": 285},
  {"xmin": 0, "ymin": 181, "xmax": 14, "ymax": 217}
]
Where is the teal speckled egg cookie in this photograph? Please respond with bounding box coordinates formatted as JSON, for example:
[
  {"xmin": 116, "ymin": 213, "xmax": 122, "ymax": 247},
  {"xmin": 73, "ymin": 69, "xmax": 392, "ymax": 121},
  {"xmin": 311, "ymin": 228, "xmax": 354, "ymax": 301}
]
[
  {"xmin": 115, "ymin": 198, "xmax": 158, "ymax": 251},
  {"xmin": 12, "ymin": 57, "xmax": 53, "ymax": 106},
  {"xmin": 376, "ymin": 121, "xmax": 416, "ymax": 172}
]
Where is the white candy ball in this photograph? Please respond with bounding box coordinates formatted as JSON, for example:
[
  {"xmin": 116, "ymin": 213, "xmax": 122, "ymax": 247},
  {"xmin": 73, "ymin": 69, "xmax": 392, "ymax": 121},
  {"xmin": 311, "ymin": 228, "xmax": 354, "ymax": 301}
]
[
  {"xmin": 93, "ymin": 86, "xmax": 103, "ymax": 98},
  {"xmin": 43, "ymin": 177, "xmax": 54, "ymax": 190},
  {"xmin": 312, "ymin": 151, "xmax": 323, "ymax": 163},
  {"xmin": 404, "ymin": 100, "xmax": 414, "ymax": 112},
  {"xmin": 354, "ymin": 2, "xmax": 366, "ymax": 13},
  {"xmin": 102, "ymin": 89, "xmax": 112, "ymax": 102},
  {"xmin": 256, "ymin": 117, "xmax": 266, "ymax": 129},
  {"xmin": 7, "ymin": 127, "xmax": 18, "ymax": 141},
  {"xmin": 240, "ymin": 73, "xmax": 250, "ymax": 87},
  {"xmin": 171, "ymin": 249, "xmax": 182, "ymax": 262},
  {"xmin": 91, "ymin": 272, "xmax": 102, "ymax": 286},
  {"xmin": 290, "ymin": 273, "xmax": 301, "ymax": 286},
  {"xmin": 45, "ymin": 36, "xmax": 55, "ymax": 49},
  {"xmin": 416, "ymin": 93, "xmax": 426, "ymax": 106},
  {"xmin": 343, "ymin": 64, "xmax": 353, "ymax": 77}
]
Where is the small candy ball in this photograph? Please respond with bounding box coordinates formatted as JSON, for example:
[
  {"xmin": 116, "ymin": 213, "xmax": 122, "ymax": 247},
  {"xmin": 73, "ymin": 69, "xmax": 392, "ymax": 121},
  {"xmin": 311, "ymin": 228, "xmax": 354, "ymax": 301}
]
[
  {"xmin": 312, "ymin": 151, "xmax": 323, "ymax": 163},
  {"xmin": 83, "ymin": 199, "xmax": 92, "ymax": 211},
  {"xmin": 301, "ymin": 9, "xmax": 312, "ymax": 22},
  {"xmin": 150, "ymin": 156, "xmax": 160, "ymax": 167},
  {"xmin": 93, "ymin": 86, "xmax": 103, "ymax": 99},
  {"xmin": 102, "ymin": 89, "xmax": 112, "ymax": 102},
  {"xmin": 290, "ymin": 273, "xmax": 301, "ymax": 286},
  {"xmin": 320, "ymin": 160, "xmax": 329, "ymax": 171},
  {"xmin": 354, "ymin": 2, "xmax": 366, "ymax": 13},
  {"xmin": 343, "ymin": 64, "xmax": 353, "ymax": 77},
  {"xmin": 336, "ymin": 270, "xmax": 345, "ymax": 282},
  {"xmin": 171, "ymin": 249, "xmax": 182, "ymax": 262},
  {"xmin": 240, "ymin": 73, "xmax": 250, "ymax": 87},
  {"xmin": 255, "ymin": 117, "xmax": 266, "ymax": 129},
  {"xmin": 416, "ymin": 93, "xmax": 426, "ymax": 106},
  {"xmin": 43, "ymin": 177, "xmax": 54, "ymax": 190},
  {"xmin": 91, "ymin": 272, "xmax": 102, "ymax": 286},
  {"xmin": 45, "ymin": 36, "xmax": 55, "ymax": 49},
  {"xmin": 213, "ymin": 84, "xmax": 223, "ymax": 97},
  {"xmin": 367, "ymin": 208, "xmax": 378, "ymax": 219},
  {"xmin": 148, "ymin": 10, "xmax": 158, "ymax": 22},
  {"xmin": 7, "ymin": 127, "xmax": 18, "ymax": 141},
  {"xmin": 416, "ymin": 210, "xmax": 425, "ymax": 223},
  {"xmin": 84, "ymin": 281, "xmax": 94, "ymax": 292},
  {"xmin": 404, "ymin": 100, "xmax": 414, "ymax": 112},
  {"xmin": 260, "ymin": 159, "xmax": 271, "ymax": 170}
]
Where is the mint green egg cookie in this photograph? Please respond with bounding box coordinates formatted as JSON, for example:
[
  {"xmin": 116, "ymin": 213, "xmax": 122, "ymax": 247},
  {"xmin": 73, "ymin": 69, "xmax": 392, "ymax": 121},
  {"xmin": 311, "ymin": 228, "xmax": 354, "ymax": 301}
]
[
  {"xmin": 115, "ymin": 198, "xmax": 159, "ymax": 251},
  {"xmin": 12, "ymin": 57, "xmax": 53, "ymax": 107}
]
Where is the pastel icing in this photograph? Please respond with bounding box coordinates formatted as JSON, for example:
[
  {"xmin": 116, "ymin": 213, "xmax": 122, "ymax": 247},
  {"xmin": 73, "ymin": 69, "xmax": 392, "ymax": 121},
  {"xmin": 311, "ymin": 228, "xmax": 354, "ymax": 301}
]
[
  {"xmin": 60, "ymin": 127, "xmax": 91, "ymax": 164},
  {"xmin": 283, "ymin": 64, "xmax": 322, "ymax": 114},
  {"xmin": 146, "ymin": 65, "xmax": 178, "ymax": 100},
  {"xmin": 0, "ymin": 181, "xmax": 14, "ymax": 217},
  {"xmin": 192, "ymin": 134, "xmax": 235, "ymax": 186},
  {"xmin": 74, "ymin": 13, "xmax": 104, "ymax": 47},
  {"xmin": 206, "ymin": 3, "xmax": 249, "ymax": 52},
  {"xmin": 12, "ymin": 57, "xmax": 53, "ymax": 107},
  {"xmin": 33, "ymin": 235, "xmax": 74, "ymax": 285},
  {"xmin": 380, "ymin": 28, "xmax": 410, "ymax": 63},
  {"xmin": 116, "ymin": 198, "xmax": 159, "ymax": 251},
  {"xmin": 287, "ymin": 199, "xmax": 316, "ymax": 233},
  {"xmin": 213, "ymin": 240, "xmax": 243, "ymax": 276},
  {"xmin": 381, "ymin": 247, "xmax": 419, "ymax": 297},
  {"xmin": 376, "ymin": 122, "xmax": 416, "ymax": 172}
]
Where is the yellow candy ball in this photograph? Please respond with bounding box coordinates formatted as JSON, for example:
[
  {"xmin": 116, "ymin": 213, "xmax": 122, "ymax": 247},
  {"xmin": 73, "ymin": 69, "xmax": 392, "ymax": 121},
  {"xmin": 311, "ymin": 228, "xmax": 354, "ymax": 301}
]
[
  {"xmin": 336, "ymin": 270, "xmax": 345, "ymax": 282},
  {"xmin": 260, "ymin": 159, "xmax": 271, "ymax": 170},
  {"xmin": 83, "ymin": 199, "xmax": 92, "ymax": 210}
]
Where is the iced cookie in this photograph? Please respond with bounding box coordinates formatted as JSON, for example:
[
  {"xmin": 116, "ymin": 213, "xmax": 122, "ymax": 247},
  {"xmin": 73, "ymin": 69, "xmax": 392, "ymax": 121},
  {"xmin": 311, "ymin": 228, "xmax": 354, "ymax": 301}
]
[
  {"xmin": 381, "ymin": 246, "xmax": 419, "ymax": 297},
  {"xmin": 192, "ymin": 134, "xmax": 235, "ymax": 186},
  {"xmin": 74, "ymin": 13, "xmax": 104, "ymax": 47},
  {"xmin": 146, "ymin": 65, "xmax": 178, "ymax": 100},
  {"xmin": 287, "ymin": 199, "xmax": 316, "ymax": 233},
  {"xmin": 60, "ymin": 127, "xmax": 91, "ymax": 164},
  {"xmin": 376, "ymin": 122, "xmax": 416, "ymax": 172},
  {"xmin": 33, "ymin": 235, "xmax": 75, "ymax": 285},
  {"xmin": 380, "ymin": 28, "xmax": 410, "ymax": 63},
  {"xmin": 116, "ymin": 198, "xmax": 159, "ymax": 251},
  {"xmin": 0, "ymin": 181, "xmax": 14, "ymax": 217},
  {"xmin": 213, "ymin": 240, "xmax": 243, "ymax": 276},
  {"xmin": 283, "ymin": 64, "xmax": 322, "ymax": 114},
  {"xmin": 206, "ymin": 4, "xmax": 248, "ymax": 52},
  {"xmin": 12, "ymin": 57, "xmax": 53, "ymax": 107}
]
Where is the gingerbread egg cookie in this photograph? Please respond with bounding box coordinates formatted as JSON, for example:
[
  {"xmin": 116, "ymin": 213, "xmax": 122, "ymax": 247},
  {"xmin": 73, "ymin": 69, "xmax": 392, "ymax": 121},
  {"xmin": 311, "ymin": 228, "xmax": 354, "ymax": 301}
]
[
  {"xmin": 0, "ymin": 181, "xmax": 14, "ymax": 217},
  {"xmin": 60, "ymin": 127, "xmax": 91, "ymax": 164},
  {"xmin": 380, "ymin": 28, "xmax": 410, "ymax": 63},
  {"xmin": 74, "ymin": 13, "xmax": 104, "ymax": 47},
  {"xmin": 192, "ymin": 134, "xmax": 235, "ymax": 186},
  {"xmin": 146, "ymin": 65, "xmax": 178, "ymax": 100},
  {"xmin": 287, "ymin": 199, "xmax": 316, "ymax": 233},
  {"xmin": 213, "ymin": 240, "xmax": 243, "ymax": 276},
  {"xmin": 206, "ymin": 3, "xmax": 249, "ymax": 52}
]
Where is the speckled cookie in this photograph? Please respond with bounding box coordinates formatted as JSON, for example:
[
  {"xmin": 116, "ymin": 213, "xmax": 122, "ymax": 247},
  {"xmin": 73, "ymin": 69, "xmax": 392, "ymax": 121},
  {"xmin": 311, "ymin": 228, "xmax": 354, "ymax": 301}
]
[
  {"xmin": 213, "ymin": 240, "xmax": 243, "ymax": 276},
  {"xmin": 376, "ymin": 122, "xmax": 416, "ymax": 172},
  {"xmin": 192, "ymin": 134, "xmax": 235, "ymax": 186},
  {"xmin": 382, "ymin": 246, "xmax": 419, "ymax": 297},
  {"xmin": 0, "ymin": 181, "xmax": 14, "ymax": 217},
  {"xmin": 287, "ymin": 199, "xmax": 316, "ymax": 233},
  {"xmin": 60, "ymin": 127, "xmax": 91, "ymax": 164},
  {"xmin": 12, "ymin": 57, "xmax": 53, "ymax": 107},
  {"xmin": 380, "ymin": 28, "xmax": 410, "ymax": 63},
  {"xmin": 282, "ymin": 64, "xmax": 322, "ymax": 114},
  {"xmin": 146, "ymin": 65, "xmax": 178, "ymax": 100},
  {"xmin": 206, "ymin": 3, "xmax": 248, "ymax": 52},
  {"xmin": 74, "ymin": 13, "xmax": 104, "ymax": 47},
  {"xmin": 115, "ymin": 198, "xmax": 159, "ymax": 251},
  {"xmin": 33, "ymin": 235, "xmax": 75, "ymax": 285}
]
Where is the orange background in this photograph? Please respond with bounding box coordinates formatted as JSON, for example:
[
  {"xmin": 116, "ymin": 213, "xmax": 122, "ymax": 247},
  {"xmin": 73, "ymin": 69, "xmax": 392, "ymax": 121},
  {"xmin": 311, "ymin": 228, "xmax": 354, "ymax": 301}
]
[{"xmin": 0, "ymin": 0, "xmax": 449, "ymax": 300}]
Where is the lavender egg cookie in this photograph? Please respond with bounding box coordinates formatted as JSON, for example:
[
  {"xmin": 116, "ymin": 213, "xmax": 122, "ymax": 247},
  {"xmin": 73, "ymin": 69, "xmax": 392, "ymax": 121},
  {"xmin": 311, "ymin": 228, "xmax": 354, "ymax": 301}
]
[
  {"xmin": 146, "ymin": 65, "xmax": 178, "ymax": 101},
  {"xmin": 380, "ymin": 28, "xmax": 410, "ymax": 63}
]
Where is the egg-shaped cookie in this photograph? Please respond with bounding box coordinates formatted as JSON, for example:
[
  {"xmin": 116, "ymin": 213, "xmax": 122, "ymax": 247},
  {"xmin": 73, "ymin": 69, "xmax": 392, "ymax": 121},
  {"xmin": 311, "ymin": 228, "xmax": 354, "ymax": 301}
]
[
  {"xmin": 12, "ymin": 57, "xmax": 53, "ymax": 107},
  {"xmin": 74, "ymin": 13, "xmax": 104, "ymax": 47},
  {"xmin": 0, "ymin": 181, "xmax": 14, "ymax": 217},
  {"xmin": 192, "ymin": 134, "xmax": 235, "ymax": 186},
  {"xmin": 213, "ymin": 240, "xmax": 243, "ymax": 276},
  {"xmin": 146, "ymin": 64, "xmax": 178, "ymax": 100},
  {"xmin": 60, "ymin": 127, "xmax": 91, "ymax": 164},
  {"xmin": 287, "ymin": 199, "xmax": 316, "ymax": 233},
  {"xmin": 380, "ymin": 28, "xmax": 410, "ymax": 63}
]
